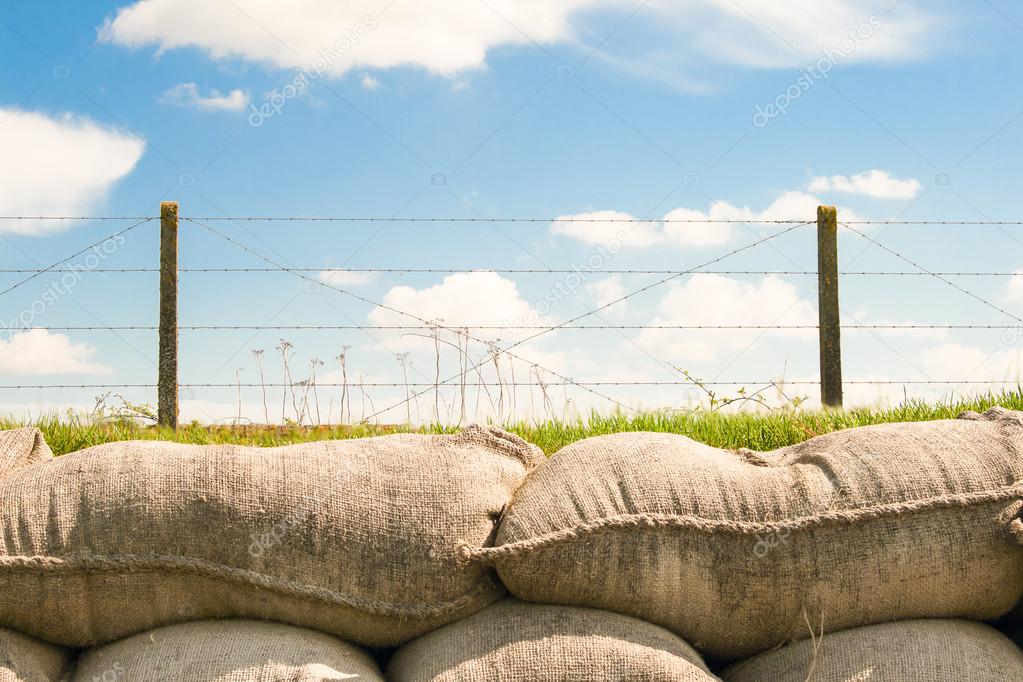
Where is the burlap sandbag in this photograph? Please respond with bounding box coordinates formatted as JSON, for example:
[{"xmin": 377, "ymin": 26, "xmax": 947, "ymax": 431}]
[
  {"xmin": 0, "ymin": 428, "xmax": 52, "ymax": 477},
  {"xmin": 0, "ymin": 628, "xmax": 70, "ymax": 682},
  {"xmin": 0, "ymin": 425, "xmax": 542, "ymax": 647},
  {"xmin": 73, "ymin": 619, "xmax": 383, "ymax": 681},
  {"xmin": 470, "ymin": 408, "xmax": 1023, "ymax": 659},
  {"xmin": 723, "ymin": 619, "xmax": 1023, "ymax": 681},
  {"xmin": 388, "ymin": 598, "xmax": 720, "ymax": 681}
]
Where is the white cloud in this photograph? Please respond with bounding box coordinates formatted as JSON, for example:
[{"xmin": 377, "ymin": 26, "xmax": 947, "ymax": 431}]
[
  {"xmin": 918, "ymin": 343, "xmax": 1023, "ymax": 382},
  {"xmin": 636, "ymin": 274, "xmax": 817, "ymax": 363},
  {"xmin": 360, "ymin": 74, "xmax": 381, "ymax": 91},
  {"xmin": 319, "ymin": 270, "xmax": 376, "ymax": 287},
  {"xmin": 551, "ymin": 210, "xmax": 662, "ymax": 248},
  {"xmin": 369, "ymin": 272, "xmax": 542, "ymax": 334},
  {"xmin": 808, "ymin": 170, "xmax": 922, "ymax": 199},
  {"xmin": 0, "ymin": 109, "xmax": 145, "ymax": 236},
  {"xmin": 0, "ymin": 329, "xmax": 110, "ymax": 375},
  {"xmin": 160, "ymin": 82, "xmax": 249, "ymax": 111},
  {"xmin": 654, "ymin": 0, "xmax": 939, "ymax": 69},
  {"xmin": 101, "ymin": 0, "xmax": 594, "ymax": 77},
  {"xmin": 99, "ymin": 1, "xmax": 942, "ymax": 83},
  {"xmin": 552, "ymin": 191, "xmax": 854, "ymax": 250}
]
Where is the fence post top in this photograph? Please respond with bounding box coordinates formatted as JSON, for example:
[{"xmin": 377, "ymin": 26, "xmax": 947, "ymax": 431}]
[
  {"xmin": 161, "ymin": 201, "xmax": 179, "ymax": 215},
  {"xmin": 817, "ymin": 205, "xmax": 837, "ymax": 219}
]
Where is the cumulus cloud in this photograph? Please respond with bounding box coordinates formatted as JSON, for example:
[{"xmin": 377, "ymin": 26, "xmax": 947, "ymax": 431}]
[
  {"xmin": 99, "ymin": 1, "xmax": 942, "ymax": 84},
  {"xmin": 319, "ymin": 270, "xmax": 376, "ymax": 287},
  {"xmin": 0, "ymin": 109, "xmax": 145, "ymax": 235},
  {"xmin": 918, "ymin": 343, "xmax": 1023, "ymax": 382},
  {"xmin": 0, "ymin": 329, "xmax": 110, "ymax": 375},
  {"xmin": 635, "ymin": 274, "xmax": 817, "ymax": 363},
  {"xmin": 552, "ymin": 191, "xmax": 852, "ymax": 250},
  {"xmin": 369, "ymin": 272, "xmax": 541, "ymax": 332},
  {"xmin": 360, "ymin": 74, "xmax": 381, "ymax": 91},
  {"xmin": 160, "ymin": 82, "xmax": 249, "ymax": 111},
  {"xmin": 808, "ymin": 170, "xmax": 922, "ymax": 199}
]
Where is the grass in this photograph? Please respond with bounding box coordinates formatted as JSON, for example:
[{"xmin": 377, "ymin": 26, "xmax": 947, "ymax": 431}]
[{"xmin": 5, "ymin": 389, "xmax": 1023, "ymax": 457}]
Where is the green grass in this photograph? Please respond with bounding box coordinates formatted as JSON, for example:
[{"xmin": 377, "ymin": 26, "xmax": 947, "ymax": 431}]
[{"xmin": 6, "ymin": 389, "xmax": 1023, "ymax": 456}]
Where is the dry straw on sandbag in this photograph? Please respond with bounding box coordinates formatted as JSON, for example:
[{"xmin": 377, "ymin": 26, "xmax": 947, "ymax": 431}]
[
  {"xmin": 469, "ymin": 408, "xmax": 1023, "ymax": 659},
  {"xmin": 0, "ymin": 628, "xmax": 70, "ymax": 682},
  {"xmin": 388, "ymin": 598, "xmax": 720, "ymax": 681},
  {"xmin": 722, "ymin": 619, "xmax": 1023, "ymax": 681},
  {"xmin": 73, "ymin": 620, "xmax": 383, "ymax": 682},
  {"xmin": 0, "ymin": 425, "xmax": 542, "ymax": 647}
]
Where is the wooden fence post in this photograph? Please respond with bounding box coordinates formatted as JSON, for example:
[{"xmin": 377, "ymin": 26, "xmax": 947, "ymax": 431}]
[
  {"xmin": 817, "ymin": 205, "xmax": 843, "ymax": 408},
  {"xmin": 158, "ymin": 201, "xmax": 179, "ymax": 429}
]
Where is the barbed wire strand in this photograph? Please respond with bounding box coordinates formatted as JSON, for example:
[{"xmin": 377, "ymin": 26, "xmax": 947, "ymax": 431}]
[
  {"xmin": 3, "ymin": 215, "xmax": 1023, "ymax": 224},
  {"xmin": 2, "ymin": 380, "xmax": 1021, "ymax": 390},
  {"xmin": 26, "ymin": 324, "xmax": 1023, "ymax": 331},
  {"xmin": 0, "ymin": 218, "xmax": 155, "ymax": 298},
  {"xmin": 5, "ymin": 267, "xmax": 1023, "ymax": 276}
]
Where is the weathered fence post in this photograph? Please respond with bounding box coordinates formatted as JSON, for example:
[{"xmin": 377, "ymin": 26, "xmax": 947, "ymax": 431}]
[
  {"xmin": 817, "ymin": 205, "xmax": 843, "ymax": 408},
  {"xmin": 158, "ymin": 201, "xmax": 179, "ymax": 428}
]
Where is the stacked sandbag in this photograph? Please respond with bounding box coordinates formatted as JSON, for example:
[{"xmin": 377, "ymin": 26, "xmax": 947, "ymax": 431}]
[
  {"xmin": 471, "ymin": 407, "xmax": 1023, "ymax": 659},
  {"xmin": 73, "ymin": 620, "xmax": 382, "ymax": 681},
  {"xmin": 0, "ymin": 628, "xmax": 70, "ymax": 682},
  {"xmin": 388, "ymin": 598, "xmax": 720, "ymax": 681},
  {"xmin": 722, "ymin": 619, "xmax": 1023, "ymax": 681},
  {"xmin": 0, "ymin": 425, "xmax": 542, "ymax": 647}
]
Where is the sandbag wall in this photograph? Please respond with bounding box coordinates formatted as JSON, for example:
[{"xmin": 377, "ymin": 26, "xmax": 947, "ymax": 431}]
[{"xmin": 2, "ymin": 409, "xmax": 1023, "ymax": 679}]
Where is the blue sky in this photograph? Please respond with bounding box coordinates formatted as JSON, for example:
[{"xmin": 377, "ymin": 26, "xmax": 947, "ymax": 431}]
[{"xmin": 2, "ymin": 1, "xmax": 1023, "ymax": 423}]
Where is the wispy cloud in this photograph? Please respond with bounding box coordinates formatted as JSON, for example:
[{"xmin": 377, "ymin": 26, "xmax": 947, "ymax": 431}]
[{"xmin": 160, "ymin": 82, "xmax": 249, "ymax": 111}]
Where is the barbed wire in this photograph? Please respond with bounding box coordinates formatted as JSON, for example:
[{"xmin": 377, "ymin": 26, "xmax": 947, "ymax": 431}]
[
  {"xmin": 1, "ymin": 380, "xmax": 1020, "ymax": 390},
  {"xmin": 839, "ymin": 223, "xmax": 1023, "ymax": 326},
  {"xmin": 182, "ymin": 217, "xmax": 637, "ymax": 414},
  {"xmin": 0, "ymin": 216, "xmax": 154, "ymax": 221},
  {"xmin": 0, "ymin": 218, "xmax": 155, "ymax": 299},
  {"xmin": 3, "ymin": 215, "xmax": 1023, "ymax": 224},
  {"xmin": 24, "ymin": 324, "xmax": 1023, "ymax": 331},
  {"xmin": 5, "ymin": 267, "xmax": 1023, "ymax": 277}
]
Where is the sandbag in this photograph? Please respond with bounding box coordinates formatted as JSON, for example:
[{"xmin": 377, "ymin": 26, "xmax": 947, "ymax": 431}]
[
  {"xmin": 0, "ymin": 628, "xmax": 69, "ymax": 682},
  {"xmin": 472, "ymin": 408, "xmax": 1023, "ymax": 659},
  {"xmin": 0, "ymin": 425, "xmax": 542, "ymax": 647},
  {"xmin": 722, "ymin": 619, "xmax": 1023, "ymax": 681},
  {"xmin": 0, "ymin": 428, "xmax": 51, "ymax": 477},
  {"xmin": 73, "ymin": 620, "xmax": 383, "ymax": 681},
  {"xmin": 388, "ymin": 598, "xmax": 719, "ymax": 681}
]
